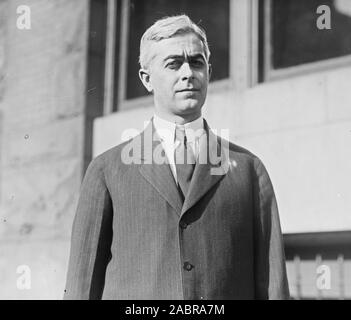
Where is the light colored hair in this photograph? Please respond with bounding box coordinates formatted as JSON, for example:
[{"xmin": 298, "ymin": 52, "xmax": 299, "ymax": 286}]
[{"xmin": 139, "ymin": 14, "xmax": 211, "ymax": 69}]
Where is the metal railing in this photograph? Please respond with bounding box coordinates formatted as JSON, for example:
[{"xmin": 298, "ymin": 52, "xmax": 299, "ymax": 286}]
[{"xmin": 284, "ymin": 231, "xmax": 351, "ymax": 300}]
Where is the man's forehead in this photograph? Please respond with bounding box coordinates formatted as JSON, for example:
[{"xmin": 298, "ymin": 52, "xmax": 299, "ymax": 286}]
[{"xmin": 151, "ymin": 34, "xmax": 206, "ymax": 60}]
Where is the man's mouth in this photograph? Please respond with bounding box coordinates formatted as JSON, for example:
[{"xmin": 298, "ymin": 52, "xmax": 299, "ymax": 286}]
[{"xmin": 176, "ymin": 88, "xmax": 199, "ymax": 93}]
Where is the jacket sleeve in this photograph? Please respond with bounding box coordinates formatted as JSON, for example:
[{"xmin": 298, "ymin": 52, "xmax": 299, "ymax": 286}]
[
  {"xmin": 63, "ymin": 156, "xmax": 113, "ymax": 300},
  {"xmin": 253, "ymin": 157, "xmax": 290, "ymax": 300}
]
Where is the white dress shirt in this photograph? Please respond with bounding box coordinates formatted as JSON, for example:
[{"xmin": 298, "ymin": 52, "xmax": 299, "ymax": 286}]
[{"xmin": 153, "ymin": 114, "xmax": 205, "ymax": 183}]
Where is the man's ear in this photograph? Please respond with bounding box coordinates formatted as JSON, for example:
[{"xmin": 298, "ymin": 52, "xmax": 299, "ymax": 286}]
[
  {"xmin": 139, "ymin": 69, "xmax": 153, "ymax": 93},
  {"xmin": 208, "ymin": 64, "xmax": 212, "ymax": 80}
]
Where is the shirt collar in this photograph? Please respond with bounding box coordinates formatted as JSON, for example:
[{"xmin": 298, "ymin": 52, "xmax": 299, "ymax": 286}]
[{"xmin": 153, "ymin": 114, "xmax": 205, "ymax": 144}]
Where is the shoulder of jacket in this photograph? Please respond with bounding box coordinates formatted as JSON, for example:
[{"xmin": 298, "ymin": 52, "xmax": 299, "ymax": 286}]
[
  {"xmin": 217, "ymin": 136, "xmax": 260, "ymax": 161},
  {"xmin": 215, "ymin": 135, "xmax": 270, "ymax": 177}
]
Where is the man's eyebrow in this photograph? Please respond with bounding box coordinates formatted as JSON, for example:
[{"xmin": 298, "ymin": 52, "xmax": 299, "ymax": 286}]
[
  {"xmin": 188, "ymin": 54, "xmax": 206, "ymax": 61},
  {"xmin": 163, "ymin": 53, "xmax": 206, "ymax": 62}
]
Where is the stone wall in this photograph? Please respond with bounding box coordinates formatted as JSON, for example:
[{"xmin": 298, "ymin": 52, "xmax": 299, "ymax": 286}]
[{"xmin": 0, "ymin": 0, "xmax": 89, "ymax": 299}]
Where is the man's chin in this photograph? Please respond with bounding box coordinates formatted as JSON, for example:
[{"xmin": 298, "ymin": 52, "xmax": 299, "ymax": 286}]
[{"xmin": 176, "ymin": 101, "xmax": 203, "ymax": 113}]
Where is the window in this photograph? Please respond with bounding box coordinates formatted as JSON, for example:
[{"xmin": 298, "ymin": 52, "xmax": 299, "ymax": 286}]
[{"xmin": 260, "ymin": 0, "xmax": 351, "ymax": 81}]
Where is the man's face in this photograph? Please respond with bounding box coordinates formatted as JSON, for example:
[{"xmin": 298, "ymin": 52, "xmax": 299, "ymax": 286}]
[{"xmin": 139, "ymin": 33, "xmax": 211, "ymax": 122}]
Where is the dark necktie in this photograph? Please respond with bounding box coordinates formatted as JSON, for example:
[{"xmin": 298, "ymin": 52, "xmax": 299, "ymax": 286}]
[{"xmin": 174, "ymin": 126, "xmax": 196, "ymax": 200}]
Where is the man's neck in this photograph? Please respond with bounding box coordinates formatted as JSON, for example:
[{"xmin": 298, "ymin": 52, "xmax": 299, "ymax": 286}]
[{"xmin": 154, "ymin": 111, "xmax": 202, "ymax": 125}]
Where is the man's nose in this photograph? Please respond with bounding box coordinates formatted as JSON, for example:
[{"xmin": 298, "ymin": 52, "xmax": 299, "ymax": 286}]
[{"xmin": 180, "ymin": 62, "xmax": 194, "ymax": 80}]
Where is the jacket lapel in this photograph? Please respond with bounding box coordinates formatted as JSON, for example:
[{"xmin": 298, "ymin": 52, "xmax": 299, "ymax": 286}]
[
  {"xmin": 137, "ymin": 119, "xmax": 183, "ymax": 215},
  {"xmin": 180, "ymin": 120, "xmax": 229, "ymax": 217},
  {"xmin": 135, "ymin": 118, "xmax": 229, "ymax": 218}
]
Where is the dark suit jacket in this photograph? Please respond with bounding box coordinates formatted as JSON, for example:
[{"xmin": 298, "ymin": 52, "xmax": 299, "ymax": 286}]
[{"xmin": 64, "ymin": 118, "xmax": 289, "ymax": 300}]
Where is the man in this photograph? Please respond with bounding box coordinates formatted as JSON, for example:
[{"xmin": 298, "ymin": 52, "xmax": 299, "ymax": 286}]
[{"xmin": 64, "ymin": 15, "xmax": 289, "ymax": 300}]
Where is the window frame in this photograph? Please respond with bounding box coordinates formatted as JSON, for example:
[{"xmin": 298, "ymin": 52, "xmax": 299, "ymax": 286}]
[{"xmin": 262, "ymin": 0, "xmax": 351, "ymax": 82}]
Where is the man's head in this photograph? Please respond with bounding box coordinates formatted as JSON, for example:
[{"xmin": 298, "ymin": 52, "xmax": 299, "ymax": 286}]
[{"xmin": 138, "ymin": 15, "xmax": 212, "ymax": 123}]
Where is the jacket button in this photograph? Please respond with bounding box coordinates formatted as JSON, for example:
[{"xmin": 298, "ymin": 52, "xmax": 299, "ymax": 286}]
[
  {"xmin": 179, "ymin": 221, "xmax": 188, "ymax": 229},
  {"xmin": 183, "ymin": 262, "xmax": 194, "ymax": 271}
]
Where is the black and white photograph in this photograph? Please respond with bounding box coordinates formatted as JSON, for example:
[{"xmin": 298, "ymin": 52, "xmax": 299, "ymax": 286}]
[{"xmin": 0, "ymin": 0, "xmax": 351, "ymax": 305}]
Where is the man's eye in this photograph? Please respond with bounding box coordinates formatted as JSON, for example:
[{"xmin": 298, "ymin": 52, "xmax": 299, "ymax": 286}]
[
  {"xmin": 166, "ymin": 61, "xmax": 181, "ymax": 69},
  {"xmin": 191, "ymin": 60, "xmax": 205, "ymax": 68}
]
